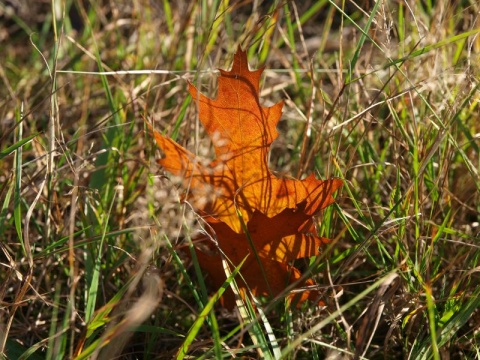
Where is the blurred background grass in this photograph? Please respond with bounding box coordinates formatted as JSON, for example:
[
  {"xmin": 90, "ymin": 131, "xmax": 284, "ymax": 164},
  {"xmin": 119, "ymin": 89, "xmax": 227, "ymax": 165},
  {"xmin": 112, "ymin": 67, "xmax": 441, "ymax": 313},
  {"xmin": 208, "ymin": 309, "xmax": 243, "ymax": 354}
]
[{"xmin": 1, "ymin": 0, "xmax": 479, "ymax": 359}]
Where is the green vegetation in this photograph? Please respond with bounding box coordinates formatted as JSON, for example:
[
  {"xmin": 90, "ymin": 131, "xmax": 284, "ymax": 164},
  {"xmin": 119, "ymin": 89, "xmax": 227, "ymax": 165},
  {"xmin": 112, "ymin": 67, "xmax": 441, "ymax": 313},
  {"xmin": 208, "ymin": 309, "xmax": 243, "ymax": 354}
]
[{"xmin": 1, "ymin": 1, "xmax": 479, "ymax": 358}]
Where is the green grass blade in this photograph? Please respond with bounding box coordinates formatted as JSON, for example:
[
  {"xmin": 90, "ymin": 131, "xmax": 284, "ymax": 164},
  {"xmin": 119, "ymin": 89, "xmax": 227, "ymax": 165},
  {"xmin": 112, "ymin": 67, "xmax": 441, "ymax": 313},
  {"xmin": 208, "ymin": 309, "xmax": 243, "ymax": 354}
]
[
  {"xmin": 0, "ymin": 133, "xmax": 37, "ymax": 160},
  {"xmin": 84, "ymin": 190, "xmax": 117, "ymax": 323},
  {"xmin": 176, "ymin": 257, "xmax": 246, "ymax": 360},
  {"xmin": 13, "ymin": 108, "xmax": 24, "ymax": 254}
]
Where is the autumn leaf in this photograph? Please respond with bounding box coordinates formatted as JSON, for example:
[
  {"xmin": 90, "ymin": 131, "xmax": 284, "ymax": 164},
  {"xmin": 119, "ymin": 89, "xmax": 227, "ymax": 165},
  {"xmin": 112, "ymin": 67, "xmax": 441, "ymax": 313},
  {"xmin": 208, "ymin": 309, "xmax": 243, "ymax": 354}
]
[{"xmin": 151, "ymin": 48, "xmax": 342, "ymax": 308}]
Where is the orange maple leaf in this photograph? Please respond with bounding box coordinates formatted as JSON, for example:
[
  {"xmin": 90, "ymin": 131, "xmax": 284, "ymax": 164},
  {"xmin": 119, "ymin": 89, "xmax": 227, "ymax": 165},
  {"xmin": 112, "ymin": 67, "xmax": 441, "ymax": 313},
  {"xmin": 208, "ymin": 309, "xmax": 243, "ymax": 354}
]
[{"xmin": 151, "ymin": 48, "xmax": 342, "ymax": 308}]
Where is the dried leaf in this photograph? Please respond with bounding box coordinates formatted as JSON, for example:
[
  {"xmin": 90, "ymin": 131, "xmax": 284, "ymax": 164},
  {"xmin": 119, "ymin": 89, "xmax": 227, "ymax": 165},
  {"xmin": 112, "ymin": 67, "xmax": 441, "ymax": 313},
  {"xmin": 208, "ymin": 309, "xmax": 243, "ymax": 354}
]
[{"xmin": 151, "ymin": 48, "xmax": 342, "ymax": 308}]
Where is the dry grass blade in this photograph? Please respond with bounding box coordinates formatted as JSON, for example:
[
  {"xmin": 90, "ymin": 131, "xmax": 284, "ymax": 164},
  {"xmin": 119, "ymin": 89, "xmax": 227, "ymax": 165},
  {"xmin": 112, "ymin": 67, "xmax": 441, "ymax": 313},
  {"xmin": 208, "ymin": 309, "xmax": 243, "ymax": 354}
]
[
  {"xmin": 354, "ymin": 272, "xmax": 401, "ymax": 359},
  {"xmin": 95, "ymin": 266, "xmax": 164, "ymax": 359}
]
